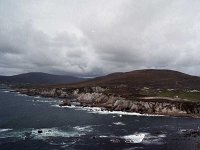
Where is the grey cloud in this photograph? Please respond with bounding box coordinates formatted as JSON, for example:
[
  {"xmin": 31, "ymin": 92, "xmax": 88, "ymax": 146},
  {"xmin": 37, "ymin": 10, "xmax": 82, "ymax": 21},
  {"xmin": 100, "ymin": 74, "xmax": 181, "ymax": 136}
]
[
  {"xmin": 0, "ymin": 20, "xmax": 99, "ymax": 75},
  {"xmin": 1, "ymin": 0, "xmax": 200, "ymax": 76}
]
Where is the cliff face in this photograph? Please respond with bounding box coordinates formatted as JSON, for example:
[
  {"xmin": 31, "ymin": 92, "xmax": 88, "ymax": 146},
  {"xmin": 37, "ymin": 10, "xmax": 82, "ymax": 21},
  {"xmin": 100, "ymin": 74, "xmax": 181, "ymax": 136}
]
[{"xmin": 16, "ymin": 86, "xmax": 200, "ymax": 117}]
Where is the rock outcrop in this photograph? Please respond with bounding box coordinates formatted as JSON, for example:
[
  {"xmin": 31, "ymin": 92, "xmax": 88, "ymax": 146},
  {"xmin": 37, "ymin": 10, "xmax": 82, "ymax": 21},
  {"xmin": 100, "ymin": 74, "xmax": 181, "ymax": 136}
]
[{"xmin": 16, "ymin": 86, "xmax": 200, "ymax": 117}]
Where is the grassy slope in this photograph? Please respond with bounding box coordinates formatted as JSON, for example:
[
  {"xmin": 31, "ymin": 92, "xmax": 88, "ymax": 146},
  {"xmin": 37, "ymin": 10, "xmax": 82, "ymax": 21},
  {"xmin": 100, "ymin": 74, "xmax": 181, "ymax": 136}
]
[{"xmin": 157, "ymin": 90, "xmax": 200, "ymax": 102}]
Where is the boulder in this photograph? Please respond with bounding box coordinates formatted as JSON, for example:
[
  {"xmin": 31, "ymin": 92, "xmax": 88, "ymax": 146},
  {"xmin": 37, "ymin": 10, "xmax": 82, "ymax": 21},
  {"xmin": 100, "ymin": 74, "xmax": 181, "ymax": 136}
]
[
  {"xmin": 59, "ymin": 99, "xmax": 71, "ymax": 106},
  {"xmin": 38, "ymin": 129, "xmax": 43, "ymax": 134}
]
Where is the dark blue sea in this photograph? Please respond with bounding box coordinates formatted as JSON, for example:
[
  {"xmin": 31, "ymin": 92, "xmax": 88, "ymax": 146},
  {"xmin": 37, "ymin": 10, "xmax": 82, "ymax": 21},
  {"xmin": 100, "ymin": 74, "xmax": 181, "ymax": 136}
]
[{"xmin": 0, "ymin": 88, "xmax": 200, "ymax": 150}]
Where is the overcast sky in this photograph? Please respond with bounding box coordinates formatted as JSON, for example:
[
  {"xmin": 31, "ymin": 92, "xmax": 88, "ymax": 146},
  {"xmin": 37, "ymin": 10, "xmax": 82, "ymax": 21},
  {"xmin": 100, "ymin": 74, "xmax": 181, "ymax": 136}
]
[{"xmin": 1, "ymin": 0, "xmax": 200, "ymax": 76}]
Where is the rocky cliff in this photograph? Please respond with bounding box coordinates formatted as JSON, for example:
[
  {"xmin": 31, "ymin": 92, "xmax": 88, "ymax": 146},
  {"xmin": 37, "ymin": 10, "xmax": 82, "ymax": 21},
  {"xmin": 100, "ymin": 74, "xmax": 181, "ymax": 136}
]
[{"xmin": 16, "ymin": 86, "xmax": 200, "ymax": 117}]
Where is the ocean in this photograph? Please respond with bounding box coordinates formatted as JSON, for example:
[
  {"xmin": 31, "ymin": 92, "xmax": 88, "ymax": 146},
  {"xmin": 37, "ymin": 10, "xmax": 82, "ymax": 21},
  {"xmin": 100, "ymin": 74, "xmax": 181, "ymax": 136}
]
[{"xmin": 0, "ymin": 88, "xmax": 200, "ymax": 150}]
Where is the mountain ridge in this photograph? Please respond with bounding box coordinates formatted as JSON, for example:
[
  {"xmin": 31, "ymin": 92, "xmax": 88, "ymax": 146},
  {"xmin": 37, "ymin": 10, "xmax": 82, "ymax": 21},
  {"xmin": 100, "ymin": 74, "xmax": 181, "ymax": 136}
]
[
  {"xmin": 0, "ymin": 72, "xmax": 87, "ymax": 86},
  {"xmin": 46, "ymin": 69, "xmax": 200, "ymax": 90},
  {"xmin": 3, "ymin": 69, "xmax": 200, "ymax": 90}
]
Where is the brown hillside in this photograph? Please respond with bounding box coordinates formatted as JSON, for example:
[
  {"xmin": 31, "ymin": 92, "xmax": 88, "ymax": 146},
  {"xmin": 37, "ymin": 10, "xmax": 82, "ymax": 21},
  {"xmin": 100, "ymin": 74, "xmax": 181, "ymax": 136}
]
[
  {"xmin": 24, "ymin": 69, "xmax": 200, "ymax": 101},
  {"xmin": 40, "ymin": 69, "xmax": 200, "ymax": 91}
]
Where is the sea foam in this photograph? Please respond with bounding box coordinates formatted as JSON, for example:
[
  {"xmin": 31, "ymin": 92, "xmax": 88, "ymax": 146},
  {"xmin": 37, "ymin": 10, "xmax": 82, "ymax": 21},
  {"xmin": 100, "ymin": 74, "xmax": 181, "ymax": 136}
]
[
  {"xmin": 113, "ymin": 122, "xmax": 126, "ymax": 126},
  {"xmin": 0, "ymin": 128, "xmax": 13, "ymax": 133},
  {"xmin": 73, "ymin": 125, "xmax": 93, "ymax": 132},
  {"xmin": 123, "ymin": 133, "xmax": 146, "ymax": 143},
  {"xmin": 121, "ymin": 132, "xmax": 166, "ymax": 144},
  {"xmin": 53, "ymin": 105, "xmax": 164, "ymax": 117},
  {"xmin": 31, "ymin": 128, "xmax": 81, "ymax": 140}
]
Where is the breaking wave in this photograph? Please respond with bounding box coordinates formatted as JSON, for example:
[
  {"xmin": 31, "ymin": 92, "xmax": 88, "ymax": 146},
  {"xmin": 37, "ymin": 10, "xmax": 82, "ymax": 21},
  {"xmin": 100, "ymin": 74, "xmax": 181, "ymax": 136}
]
[
  {"xmin": 31, "ymin": 128, "xmax": 81, "ymax": 140},
  {"xmin": 53, "ymin": 105, "xmax": 164, "ymax": 117},
  {"xmin": 73, "ymin": 126, "xmax": 93, "ymax": 133},
  {"xmin": 123, "ymin": 133, "xmax": 146, "ymax": 143},
  {"xmin": 113, "ymin": 122, "xmax": 126, "ymax": 126},
  {"xmin": 0, "ymin": 126, "xmax": 94, "ymax": 140},
  {"xmin": 0, "ymin": 128, "xmax": 13, "ymax": 133},
  {"xmin": 2, "ymin": 90, "xmax": 10, "ymax": 93}
]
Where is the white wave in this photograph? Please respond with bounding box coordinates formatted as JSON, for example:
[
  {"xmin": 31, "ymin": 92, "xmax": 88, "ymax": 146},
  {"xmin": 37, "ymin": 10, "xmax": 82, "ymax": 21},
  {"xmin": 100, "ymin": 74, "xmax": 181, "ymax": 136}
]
[
  {"xmin": 73, "ymin": 126, "xmax": 93, "ymax": 132},
  {"xmin": 88, "ymin": 109, "xmax": 163, "ymax": 117},
  {"xmin": 2, "ymin": 90, "xmax": 10, "ymax": 93},
  {"xmin": 51, "ymin": 104, "xmax": 60, "ymax": 108},
  {"xmin": 142, "ymin": 133, "xmax": 166, "ymax": 145},
  {"xmin": 113, "ymin": 122, "xmax": 126, "ymax": 126},
  {"xmin": 0, "ymin": 129, "xmax": 26, "ymax": 139},
  {"xmin": 31, "ymin": 128, "xmax": 81, "ymax": 140},
  {"xmin": 99, "ymin": 135, "xmax": 109, "ymax": 138},
  {"xmin": 110, "ymin": 138, "xmax": 121, "ymax": 143},
  {"xmin": 49, "ymin": 141, "xmax": 68, "ymax": 146},
  {"xmin": 0, "ymin": 128, "xmax": 13, "ymax": 133},
  {"xmin": 37, "ymin": 100, "xmax": 54, "ymax": 103},
  {"xmin": 157, "ymin": 134, "xmax": 166, "ymax": 138},
  {"xmin": 75, "ymin": 106, "xmax": 102, "ymax": 112},
  {"xmin": 51, "ymin": 104, "xmax": 76, "ymax": 108},
  {"xmin": 71, "ymin": 106, "xmax": 163, "ymax": 117},
  {"xmin": 121, "ymin": 132, "xmax": 166, "ymax": 144},
  {"xmin": 73, "ymin": 106, "xmax": 144, "ymax": 116},
  {"xmin": 32, "ymin": 99, "xmax": 57, "ymax": 103},
  {"xmin": 51, "ymin": 104, "xmax": 163, "ymax": 117},
  {"xmin": 123, "ymin": 133, "xmax": 146, "ymax": 143},
  {"xmin": 179, "ymin": 129, "xmax": 189, "ymax": 134},
  {"xmin": 34, "ymin": 96, "xmax": 41, "ymax": 99},
  {"xmin": 0, "ymin": 128, "xmax": 83, "ymax": 140},
  {"xmin": 61, "ymin": 105, "xmax": 76, "ymax": 108},
  {"xmin": 16, "ymin": 93, "xmax": 28, "ymax": 97}
]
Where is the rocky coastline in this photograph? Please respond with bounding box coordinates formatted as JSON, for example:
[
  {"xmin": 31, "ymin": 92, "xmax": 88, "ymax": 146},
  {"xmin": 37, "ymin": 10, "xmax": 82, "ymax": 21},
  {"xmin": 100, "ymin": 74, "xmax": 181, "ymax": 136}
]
[{"xmin": 15, "ymin": 86, "xmax": 200, "ymax": 118}]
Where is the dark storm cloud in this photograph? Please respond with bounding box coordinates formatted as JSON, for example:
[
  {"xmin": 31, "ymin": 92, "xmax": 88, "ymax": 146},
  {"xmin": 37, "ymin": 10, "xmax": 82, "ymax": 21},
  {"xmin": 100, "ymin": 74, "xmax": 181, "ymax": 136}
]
[{"xmin": 1, "ymin": 0, "xmax": 200, "ymax": 76}]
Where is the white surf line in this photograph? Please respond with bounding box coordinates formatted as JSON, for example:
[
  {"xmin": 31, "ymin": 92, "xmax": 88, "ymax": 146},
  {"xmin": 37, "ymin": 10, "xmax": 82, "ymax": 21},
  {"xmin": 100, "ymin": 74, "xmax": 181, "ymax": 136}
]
[
  {"xmin": 85, "ymin": 107, "xmax": 164, "ymax": 117},
  {"xmin": 0, "ymin": 128, "xmax": 13, "ymax": 133},
  {"xmin": 123, "ymin": 133, "xmax": 146, "ymax": 143},
  {"xmin": 54, "ymin": 105, "xmax": 164, "ymax": 117},
  {"xmin": 2, "ymin": 90, "xmax": 10, "ymax": 93},
  {"xmin": 113, "ymin": 122, "xmax": 126, "ymax": 126},
  {"xmin": 98, "ymin": 132, "xmax": 166, "ymax": 145}
]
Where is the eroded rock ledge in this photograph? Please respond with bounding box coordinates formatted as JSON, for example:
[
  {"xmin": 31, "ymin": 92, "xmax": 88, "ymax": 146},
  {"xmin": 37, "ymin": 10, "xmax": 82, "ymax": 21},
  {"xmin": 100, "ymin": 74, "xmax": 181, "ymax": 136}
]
[{"xmin": 16, "ymin": 86, "xmax": 200, "ymax": 117}]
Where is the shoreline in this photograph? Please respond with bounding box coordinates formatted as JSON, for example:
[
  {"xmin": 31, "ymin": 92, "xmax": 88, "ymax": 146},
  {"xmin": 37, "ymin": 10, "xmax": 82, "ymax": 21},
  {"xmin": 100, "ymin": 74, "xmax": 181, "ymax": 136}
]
[
  {"xmin": 2, "ymin": 87, "xmax": 200, "ymax": 118},
  {"xmin": 62, "ymin": 105, "xmax": 199, "ymax": 118},
  {"xmin": 54, "ymin": 104, "xmax": 165, "ymax": 117}
]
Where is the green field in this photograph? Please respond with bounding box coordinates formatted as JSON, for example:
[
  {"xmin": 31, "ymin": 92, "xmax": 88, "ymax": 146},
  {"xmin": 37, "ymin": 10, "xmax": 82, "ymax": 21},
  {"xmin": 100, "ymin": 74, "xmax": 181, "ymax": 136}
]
[{"xmin": 156, "ymin": 90, "xmax": 200, "ymax": 102}]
